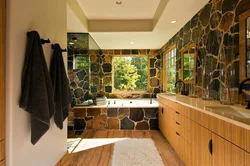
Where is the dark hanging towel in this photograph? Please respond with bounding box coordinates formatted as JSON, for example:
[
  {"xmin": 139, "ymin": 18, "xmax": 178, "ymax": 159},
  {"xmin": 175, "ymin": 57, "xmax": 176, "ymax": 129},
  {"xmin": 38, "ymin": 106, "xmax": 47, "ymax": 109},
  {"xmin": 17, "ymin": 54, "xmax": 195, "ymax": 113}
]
[
  {"xmin": 19, "ymin": 31, "xmax": 55, "ymax": 145},
  {"xmin": 50, "ymin": 44, "xmax": 72, "ymax": 129}
]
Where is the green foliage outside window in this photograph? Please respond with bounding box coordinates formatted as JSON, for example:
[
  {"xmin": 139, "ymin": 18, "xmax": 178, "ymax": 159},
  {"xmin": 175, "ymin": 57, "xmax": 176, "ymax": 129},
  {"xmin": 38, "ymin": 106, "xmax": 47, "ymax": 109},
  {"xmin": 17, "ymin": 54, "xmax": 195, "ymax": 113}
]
[
  {"xmin": 183, "ymin": 55, "xmax": 195, "ymax": 82},
  {"xmin": 75, "ymin": 56, "xmax": 89, "ymax": 69},
  {"xmin": 113, "ymin": 56, "xmax": 148, "ymax": 91},
  {"xmin": 165, "ymin": 48, "xmax": 176, "ymax": 93}
]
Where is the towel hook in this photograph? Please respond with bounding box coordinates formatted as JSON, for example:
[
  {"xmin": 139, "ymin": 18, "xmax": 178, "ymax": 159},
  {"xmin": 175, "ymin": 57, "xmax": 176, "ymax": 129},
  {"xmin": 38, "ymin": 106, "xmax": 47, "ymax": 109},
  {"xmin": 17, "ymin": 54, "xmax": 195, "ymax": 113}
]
[
  {"xmin": 51, "ymin": 44, "xmax": 67, "ymax": 52},
  {"xmin": 27, "ymin": 31, "xmax": 51, "ymax": 45}
]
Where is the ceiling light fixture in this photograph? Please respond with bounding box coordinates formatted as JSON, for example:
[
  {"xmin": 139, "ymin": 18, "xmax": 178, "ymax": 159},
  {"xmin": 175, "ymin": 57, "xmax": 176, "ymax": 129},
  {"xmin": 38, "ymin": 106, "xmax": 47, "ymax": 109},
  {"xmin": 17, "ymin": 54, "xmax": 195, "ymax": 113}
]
[
  {"xmin": 116, "ymin": 1, "xmax": 122, "ymax": 5},
  {"xmin": 130, "ymin": 42, "xmax": 134, "ymax": 44},
  {"xmin": 171, "ymin": 20, "xmax": 177, "ymax": 24}
]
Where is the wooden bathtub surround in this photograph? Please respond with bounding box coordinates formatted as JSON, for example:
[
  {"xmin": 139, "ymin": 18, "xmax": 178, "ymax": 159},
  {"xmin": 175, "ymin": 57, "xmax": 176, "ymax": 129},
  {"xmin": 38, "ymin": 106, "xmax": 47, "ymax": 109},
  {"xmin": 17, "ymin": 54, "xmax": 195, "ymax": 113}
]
[
  {"xmin": 0, "ymin": 0, "xmax": 5, "ymax": 165},
  {"xmin": 57, "ymin": 130, "xmax": 184, "ymax": 166},
  {"xmin": 158, "ymin": 94, "xmax": 250, "ymax": 166}
]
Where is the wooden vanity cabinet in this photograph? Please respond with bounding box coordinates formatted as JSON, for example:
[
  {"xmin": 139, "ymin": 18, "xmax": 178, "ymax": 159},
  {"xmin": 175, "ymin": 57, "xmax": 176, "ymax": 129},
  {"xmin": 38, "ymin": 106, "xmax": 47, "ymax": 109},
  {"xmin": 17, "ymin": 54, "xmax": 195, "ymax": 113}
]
[
  {"xmin": 159, "ymin": 96, "xmax": 250, "ymax": 166},
  {"xmin": 191, "ymin": 120, "xmax": 246, "ymax": 166},
  {"xmin": 158, "ymin": 97, "xmax": 192, "ymax": 165}
]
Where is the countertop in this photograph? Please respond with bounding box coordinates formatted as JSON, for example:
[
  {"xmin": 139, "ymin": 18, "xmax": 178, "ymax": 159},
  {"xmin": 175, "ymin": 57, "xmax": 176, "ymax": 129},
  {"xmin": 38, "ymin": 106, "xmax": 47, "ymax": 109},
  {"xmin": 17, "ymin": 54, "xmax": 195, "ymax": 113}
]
[{"xmin": 158, "ymin": 93, "xmax": 250, "ymax": 130}]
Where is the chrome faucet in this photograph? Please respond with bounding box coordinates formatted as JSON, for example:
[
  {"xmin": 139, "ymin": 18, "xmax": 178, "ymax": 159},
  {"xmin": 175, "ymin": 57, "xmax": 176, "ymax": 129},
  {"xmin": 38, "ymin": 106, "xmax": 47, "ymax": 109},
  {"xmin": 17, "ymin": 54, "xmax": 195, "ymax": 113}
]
[
  {"xmin": 175, "ymin": 79, "xmax": 188, "ymax": 96},
  {"xmin": 238, "ymin": 78, "xmax": 250, "ymax": 109}
]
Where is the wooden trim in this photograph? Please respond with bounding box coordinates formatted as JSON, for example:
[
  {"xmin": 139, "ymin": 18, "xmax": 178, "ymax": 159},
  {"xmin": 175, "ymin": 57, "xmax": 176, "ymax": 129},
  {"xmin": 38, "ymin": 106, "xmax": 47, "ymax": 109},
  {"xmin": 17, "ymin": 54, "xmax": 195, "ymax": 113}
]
[
  {"xmin": 239, "ymin": 10, "xmax": 250, "ymax": 83},
  {"xmin": 180, "ymin": 43, "xmax": 196, "ymax": 84},
  {"xmin": 162, "ymin": 44, "xmax": 176, "ymax": 54},
  {"xmin": 162, "ymin": 44, "xmax": 176, "ymax": 92}
]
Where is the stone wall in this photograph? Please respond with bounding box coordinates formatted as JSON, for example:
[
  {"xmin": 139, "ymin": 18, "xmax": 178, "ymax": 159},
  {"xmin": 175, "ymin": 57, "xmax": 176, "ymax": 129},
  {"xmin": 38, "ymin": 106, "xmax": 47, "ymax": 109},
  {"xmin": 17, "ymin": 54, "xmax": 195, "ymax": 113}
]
[
  {"xmin": 68, "ymin": 49, "xmax": 161, "ymax": 106},
  {"xmin": 89, "ymin": 49, "xmax": 161, "ymax": 97},
  {"xmin": 68, "ymin": 47, "xmax": 90, "ymax": 106},
  {"xmin": 161, "ymin": 0, "xmax": 250, "ymax": 100},
  {"xmin": 68, "ymin": 106, "xmax": 159, "ymax": 136}
]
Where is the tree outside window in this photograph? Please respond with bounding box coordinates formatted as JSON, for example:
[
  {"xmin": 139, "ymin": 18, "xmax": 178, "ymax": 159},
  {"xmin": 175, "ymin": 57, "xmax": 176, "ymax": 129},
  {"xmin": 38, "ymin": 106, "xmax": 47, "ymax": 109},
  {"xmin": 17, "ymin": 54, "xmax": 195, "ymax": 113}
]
[{"xmin": 113, "ymin": 56, "xmax": 148, "ymax": 92}]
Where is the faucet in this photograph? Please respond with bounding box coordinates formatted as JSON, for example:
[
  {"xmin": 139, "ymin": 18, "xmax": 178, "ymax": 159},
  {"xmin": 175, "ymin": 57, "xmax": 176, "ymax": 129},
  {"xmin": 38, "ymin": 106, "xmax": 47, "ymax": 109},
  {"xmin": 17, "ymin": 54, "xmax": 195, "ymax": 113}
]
[
  {"xmin": 150, "ymin": 93, "xmax": 153, "ymax": 104},
  {"xmin": 238, "ymin": 78, "xmax": 250, "ymax": 109},
  {"xmin": 175, "ymin": 79, "xmax": 188, "ymax": 96}
]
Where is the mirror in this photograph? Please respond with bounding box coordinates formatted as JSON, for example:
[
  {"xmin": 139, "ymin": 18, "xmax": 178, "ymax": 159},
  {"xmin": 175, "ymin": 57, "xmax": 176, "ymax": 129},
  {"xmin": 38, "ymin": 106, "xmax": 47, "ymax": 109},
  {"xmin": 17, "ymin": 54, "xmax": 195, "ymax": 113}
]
[
  {"xmin": 239, "ymin": 10, "xmax": 250, "ymax": 82},
  {"xmin": 180, "ymin": 43, "xmax": 196, "ymax": 84}
]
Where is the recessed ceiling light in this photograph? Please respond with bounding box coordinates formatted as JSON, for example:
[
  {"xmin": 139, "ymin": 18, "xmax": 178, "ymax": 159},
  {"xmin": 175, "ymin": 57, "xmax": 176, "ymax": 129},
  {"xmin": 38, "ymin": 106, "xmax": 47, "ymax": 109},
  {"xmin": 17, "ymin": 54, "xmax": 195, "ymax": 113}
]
[
  {"xmin": 130, "ymin": 42, "xmax": 134, "ymax": 44},
  {"xmin": 171, "ymin": 20, "xmax": 177, "ymax": 24},
  {"xmin": 116, "ymin": 1, "xmax": 122, "ymax": 5},
  {"xmin": 69, "ymin": 42, "xmax": 74, "ymax": 45}
]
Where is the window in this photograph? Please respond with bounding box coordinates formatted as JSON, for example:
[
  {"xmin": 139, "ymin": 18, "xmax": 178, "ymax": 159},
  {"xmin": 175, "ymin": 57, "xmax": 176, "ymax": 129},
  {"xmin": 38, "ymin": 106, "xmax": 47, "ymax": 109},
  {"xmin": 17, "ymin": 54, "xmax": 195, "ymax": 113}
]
[
  {"xmin": 74, "ymin": 55, "xmax": 89, "ymax": 69},
  {"xmin": 163, "ymin": 46, "xmax": 176, "ymax": 93},
  {"xmin": 113, "ymin": 56, "xmax": 148, "ymax": 92}
]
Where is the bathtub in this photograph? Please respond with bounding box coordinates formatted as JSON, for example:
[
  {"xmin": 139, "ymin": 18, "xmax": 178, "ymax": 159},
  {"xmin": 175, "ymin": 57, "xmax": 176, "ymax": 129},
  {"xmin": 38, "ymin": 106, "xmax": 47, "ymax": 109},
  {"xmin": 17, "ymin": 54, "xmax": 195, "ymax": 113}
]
[{"xmin": 106, "ymin": 98, "xmax": 158, "ymax": 108}]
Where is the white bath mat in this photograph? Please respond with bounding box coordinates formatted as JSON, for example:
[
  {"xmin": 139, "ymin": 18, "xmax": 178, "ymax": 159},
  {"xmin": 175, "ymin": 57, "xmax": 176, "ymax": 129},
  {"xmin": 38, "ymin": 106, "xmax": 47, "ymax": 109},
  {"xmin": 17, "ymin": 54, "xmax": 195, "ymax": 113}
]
[{"xmin": 112, "ymin": 138, "xmax": 164, "ymax": 166}]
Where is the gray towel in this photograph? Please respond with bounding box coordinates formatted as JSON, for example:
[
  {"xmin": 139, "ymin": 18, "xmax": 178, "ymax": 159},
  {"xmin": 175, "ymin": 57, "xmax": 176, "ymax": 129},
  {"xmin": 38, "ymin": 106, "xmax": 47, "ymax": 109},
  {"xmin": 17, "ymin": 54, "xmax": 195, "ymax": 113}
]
[
  {"xmin": 20, "ymin": 31, "xmax": 55, "ymax": 145},
  {"xmin": 50, "ymin": 44, "xmax": 72, "ymax": 129}
]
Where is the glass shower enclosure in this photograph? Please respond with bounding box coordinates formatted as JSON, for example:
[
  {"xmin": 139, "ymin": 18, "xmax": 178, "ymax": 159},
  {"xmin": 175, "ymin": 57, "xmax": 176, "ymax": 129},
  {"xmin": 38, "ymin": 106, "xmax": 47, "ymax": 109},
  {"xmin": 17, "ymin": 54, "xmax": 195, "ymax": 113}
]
[{"xmin": 67, "ymin": 33, "xmax": 101, "ymax": 106}]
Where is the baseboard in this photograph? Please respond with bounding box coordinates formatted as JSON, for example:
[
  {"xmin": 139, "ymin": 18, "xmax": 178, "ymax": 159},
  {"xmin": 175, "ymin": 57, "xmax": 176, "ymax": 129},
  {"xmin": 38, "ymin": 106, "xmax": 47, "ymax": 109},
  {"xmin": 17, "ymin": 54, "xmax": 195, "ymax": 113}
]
[{"xmin": 55, "ymin": 151, "xmax": 69, "ymax": 166}]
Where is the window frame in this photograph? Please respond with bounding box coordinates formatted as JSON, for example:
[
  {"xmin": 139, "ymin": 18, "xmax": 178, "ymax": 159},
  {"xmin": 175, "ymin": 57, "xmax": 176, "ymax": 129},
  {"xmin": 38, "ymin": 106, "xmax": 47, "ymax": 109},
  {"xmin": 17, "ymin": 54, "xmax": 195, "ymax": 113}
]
[
  {"xmin": 162, "ymin": 44, "xmax": 177, "ymax": 92},
  {"xmin": 111, "ymin": 54, "xmax": 150, "ymax": 94}
]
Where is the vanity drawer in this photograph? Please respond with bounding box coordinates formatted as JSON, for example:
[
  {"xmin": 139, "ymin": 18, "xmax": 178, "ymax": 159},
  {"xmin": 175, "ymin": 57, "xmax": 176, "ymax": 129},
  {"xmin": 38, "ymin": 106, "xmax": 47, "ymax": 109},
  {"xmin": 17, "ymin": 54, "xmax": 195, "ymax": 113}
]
[
  {"xmin": 183, "ymin": 128, "xmax": 191, "ymax": 144},
  {"xmin": 174, "ymin": 121, "xmax": 182, "ymax": 134},
  {"xmin": 182, "ymin": 115, "xmax": 190, "ymax": 131},
  {"xmin": 178, "ymin": 104, "xmax": 191, "ymax": 118},
  {"xmin": 174, "ymin": 110, "xmax": 181, "ymax": 122}
]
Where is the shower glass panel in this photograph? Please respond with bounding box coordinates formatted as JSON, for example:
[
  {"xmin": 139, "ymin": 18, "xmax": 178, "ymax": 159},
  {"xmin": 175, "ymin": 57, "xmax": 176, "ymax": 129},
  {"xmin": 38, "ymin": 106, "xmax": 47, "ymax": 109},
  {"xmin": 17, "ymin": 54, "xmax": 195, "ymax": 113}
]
[{"xmin": 67, "ymin": 33, "xmax": 101, "ymax": 106}]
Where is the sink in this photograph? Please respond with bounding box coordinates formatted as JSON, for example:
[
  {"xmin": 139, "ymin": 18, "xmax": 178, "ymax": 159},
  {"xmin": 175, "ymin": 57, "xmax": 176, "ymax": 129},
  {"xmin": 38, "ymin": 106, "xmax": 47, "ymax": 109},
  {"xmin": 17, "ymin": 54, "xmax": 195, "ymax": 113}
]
[
  {"xmin": 205, "ymin": 106, "xmax": 250, "ymax": 125},
  {"xmin": 163, "ymin": 93, "xmax": 176, "ymax": 96}
]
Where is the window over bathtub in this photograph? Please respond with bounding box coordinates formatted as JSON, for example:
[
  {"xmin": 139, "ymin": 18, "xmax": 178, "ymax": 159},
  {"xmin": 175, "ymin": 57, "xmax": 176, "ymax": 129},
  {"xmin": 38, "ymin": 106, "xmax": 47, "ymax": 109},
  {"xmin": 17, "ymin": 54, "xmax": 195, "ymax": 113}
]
[
  {"xmin": 112, "ymin": 55, "xmax": 149, "ymax": 93},
  {"xmin": 163, "ymin": 45, "xmax": 177, "ymax": 93}
]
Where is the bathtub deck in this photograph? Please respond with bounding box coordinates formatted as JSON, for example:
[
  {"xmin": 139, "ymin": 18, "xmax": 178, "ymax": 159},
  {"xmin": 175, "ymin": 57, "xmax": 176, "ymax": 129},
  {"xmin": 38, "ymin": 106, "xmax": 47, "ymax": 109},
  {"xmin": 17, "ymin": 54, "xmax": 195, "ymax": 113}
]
[{"xmin": 59, "ymin": 130, "xmax": 184, "ymax": 166}]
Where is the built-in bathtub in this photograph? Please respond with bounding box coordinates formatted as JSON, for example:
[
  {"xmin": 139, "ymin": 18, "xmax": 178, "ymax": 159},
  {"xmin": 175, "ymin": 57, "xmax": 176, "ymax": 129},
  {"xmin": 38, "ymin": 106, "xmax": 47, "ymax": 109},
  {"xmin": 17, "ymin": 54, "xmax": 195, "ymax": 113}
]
[
  {"xmin": 71, "ymin": 98, "xmax": 159, "ymax": 135},
  {"xmin": 107, "ymin": 99, "xmax": 158, "ymax": 108}
]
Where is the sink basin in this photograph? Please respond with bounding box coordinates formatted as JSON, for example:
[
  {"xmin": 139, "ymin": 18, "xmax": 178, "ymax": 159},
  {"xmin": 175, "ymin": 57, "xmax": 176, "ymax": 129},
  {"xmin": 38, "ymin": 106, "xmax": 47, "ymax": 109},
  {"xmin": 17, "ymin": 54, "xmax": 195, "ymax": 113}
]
[
  {"xmin": 164, "ymin": 93, "xmax": 176, "ymax": 96},
  {"xmin": 205, "ymin": 106, "xmax": 250, "ymax": 125}
]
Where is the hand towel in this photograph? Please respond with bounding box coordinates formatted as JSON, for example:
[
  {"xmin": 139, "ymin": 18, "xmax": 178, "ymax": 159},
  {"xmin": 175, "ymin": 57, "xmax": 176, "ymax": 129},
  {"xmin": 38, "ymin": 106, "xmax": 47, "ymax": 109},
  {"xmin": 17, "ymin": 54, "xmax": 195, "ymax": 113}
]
[
  {"xmin": 19, "ymin": 31, "xmax": 55, "ymax": 145},
  {"xmin": 50, "ymin": 44, "xmax": 72, "ymax": 129}
]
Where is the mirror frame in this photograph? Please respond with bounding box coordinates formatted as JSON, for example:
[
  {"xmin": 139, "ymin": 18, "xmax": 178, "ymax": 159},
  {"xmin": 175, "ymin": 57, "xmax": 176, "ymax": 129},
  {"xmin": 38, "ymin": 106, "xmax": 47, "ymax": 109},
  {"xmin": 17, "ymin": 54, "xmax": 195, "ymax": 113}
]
[
  {"xmin": 180, "ymin": 43, "xmax": 197, "ymax": 84},
  {"xmin": 239, "ymin": 10, "xmax": 250, "ymax": 82}
]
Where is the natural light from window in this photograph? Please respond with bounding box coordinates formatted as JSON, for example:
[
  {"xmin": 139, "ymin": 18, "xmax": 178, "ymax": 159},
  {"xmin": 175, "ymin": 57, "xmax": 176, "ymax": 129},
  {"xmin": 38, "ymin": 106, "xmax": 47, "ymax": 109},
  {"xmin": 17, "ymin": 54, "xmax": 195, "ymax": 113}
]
[
  {"xmin": 164, "ymin": 48, "xmax": 176, "ymax": 93},
  {"xmin": 113, "ymin": 56, "xmax": 148, "ymax": 92}
]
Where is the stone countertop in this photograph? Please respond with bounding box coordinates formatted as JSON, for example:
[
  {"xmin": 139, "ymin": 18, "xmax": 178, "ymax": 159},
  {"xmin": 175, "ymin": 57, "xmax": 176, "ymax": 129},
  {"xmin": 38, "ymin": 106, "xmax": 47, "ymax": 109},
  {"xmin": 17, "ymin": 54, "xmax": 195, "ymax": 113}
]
[{"xmin": 158, "ymin": 93, "xmax": 250, "ymax": 130}]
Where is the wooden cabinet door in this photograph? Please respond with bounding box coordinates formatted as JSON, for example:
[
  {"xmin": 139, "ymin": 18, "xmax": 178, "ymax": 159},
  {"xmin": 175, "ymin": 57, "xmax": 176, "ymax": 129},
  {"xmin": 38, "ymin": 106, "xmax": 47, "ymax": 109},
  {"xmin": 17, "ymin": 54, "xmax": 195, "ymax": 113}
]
[
  {"xmin": 212, "ymin": 133, "xmax": 245, "ymax": 166},
  {"xmin": 158, "ymin": 103, "xmax": 164, "ymax": 134},
  {"xmin": 191, "ymin": 121, "xmax": 212, "ymax": 166}
]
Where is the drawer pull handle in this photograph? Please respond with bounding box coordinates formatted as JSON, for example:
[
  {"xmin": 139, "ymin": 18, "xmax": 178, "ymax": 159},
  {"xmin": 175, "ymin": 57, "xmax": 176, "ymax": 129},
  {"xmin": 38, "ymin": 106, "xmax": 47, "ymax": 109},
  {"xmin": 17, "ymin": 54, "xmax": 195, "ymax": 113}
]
[
  {"xmin": 176, "ymin": 132, "xmax": 180, "ymax": 136},
  {"xmin": 175, "ymin": 111, "xmax": 180, "ymax": 114},
  {"xmin": 162, "ymin": 108, "xmax": 163, "ymax": 114},
  {"xmin": 208, "ymin": 139, "xmax": 212, "ymax": 155},
  {"xmin": 176, "ymin": 122, "xmax": 180, "ymax": 125}
]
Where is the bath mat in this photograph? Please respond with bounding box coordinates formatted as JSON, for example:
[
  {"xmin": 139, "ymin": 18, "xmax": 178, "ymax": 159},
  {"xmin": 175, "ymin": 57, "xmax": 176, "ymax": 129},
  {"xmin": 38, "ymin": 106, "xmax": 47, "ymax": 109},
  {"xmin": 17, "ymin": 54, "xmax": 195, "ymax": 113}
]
[{"xmin": 112, "ymin": 138, "xmax": 164, "ymax": 166}]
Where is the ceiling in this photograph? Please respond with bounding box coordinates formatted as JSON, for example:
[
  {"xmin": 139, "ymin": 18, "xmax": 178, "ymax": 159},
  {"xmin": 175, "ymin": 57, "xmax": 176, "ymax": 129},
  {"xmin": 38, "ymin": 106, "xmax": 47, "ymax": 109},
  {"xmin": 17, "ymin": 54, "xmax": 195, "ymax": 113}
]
[
  {"xmin": 67, "ymin": 0, "xmax": 209, "ymax": 49},
  {"xmin": 77, "ymin": 0, "xmax": 161, "ymax": 20}
]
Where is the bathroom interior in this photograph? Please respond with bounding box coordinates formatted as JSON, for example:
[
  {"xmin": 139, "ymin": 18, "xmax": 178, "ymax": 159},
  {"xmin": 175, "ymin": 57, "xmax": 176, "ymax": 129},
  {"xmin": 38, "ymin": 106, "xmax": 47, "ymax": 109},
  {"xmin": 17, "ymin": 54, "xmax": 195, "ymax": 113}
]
[
  {"xmin": 64, "ymin": 0, "xmax": 250, "ymax": 164},
  {"xmin": 2, "ymin": 0, "xmax": 250, "ymax": 166}
]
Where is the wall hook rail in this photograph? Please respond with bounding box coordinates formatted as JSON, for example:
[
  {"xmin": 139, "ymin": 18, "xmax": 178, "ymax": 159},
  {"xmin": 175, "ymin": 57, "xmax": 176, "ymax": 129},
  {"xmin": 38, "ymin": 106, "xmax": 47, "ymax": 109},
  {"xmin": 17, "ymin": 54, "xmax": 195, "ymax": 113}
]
[
  {"xmin": 27, "ymin": 31, "xmax": 51, "ymax": 45},
  {"xmin": 51, "ymin": 44, "xmax": 67, "ymax": 52}
]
